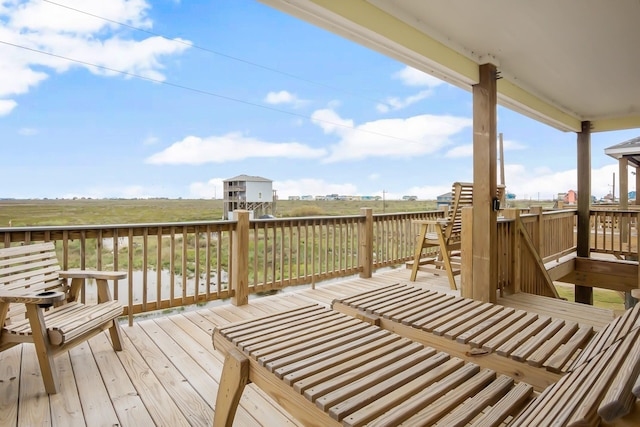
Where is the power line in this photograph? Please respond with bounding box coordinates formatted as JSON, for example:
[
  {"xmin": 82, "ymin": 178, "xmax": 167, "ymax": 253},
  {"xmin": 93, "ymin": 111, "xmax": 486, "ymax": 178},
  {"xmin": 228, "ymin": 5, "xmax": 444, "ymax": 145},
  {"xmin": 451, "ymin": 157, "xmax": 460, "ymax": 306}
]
[
  {"xmin": 0, "ymin": 39, "xmax": 428, "ymax": 147},
  {"xmin": 41, "ymin": 0, "xmax": 390, "ymax": 106}
]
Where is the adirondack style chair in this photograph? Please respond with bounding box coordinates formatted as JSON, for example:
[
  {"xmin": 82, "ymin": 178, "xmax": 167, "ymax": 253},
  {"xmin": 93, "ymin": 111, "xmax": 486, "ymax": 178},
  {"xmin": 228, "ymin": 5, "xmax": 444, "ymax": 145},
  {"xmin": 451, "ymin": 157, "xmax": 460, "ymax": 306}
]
[
  {"xmin": 0, "ymin": 242, "xmax": 126, "ymax": 394},
  {"xmin": 409, "ymin": 182, "xmax": 505, "ymax": 289}
]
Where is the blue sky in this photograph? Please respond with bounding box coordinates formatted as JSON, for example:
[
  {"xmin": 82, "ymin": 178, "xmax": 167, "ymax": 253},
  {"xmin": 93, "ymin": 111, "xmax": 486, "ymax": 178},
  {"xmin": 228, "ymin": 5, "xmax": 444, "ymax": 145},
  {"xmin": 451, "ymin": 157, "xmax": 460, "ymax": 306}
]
[{"xmin": 1, "ymin": 0, "xmax": 638, "ymax": 201}]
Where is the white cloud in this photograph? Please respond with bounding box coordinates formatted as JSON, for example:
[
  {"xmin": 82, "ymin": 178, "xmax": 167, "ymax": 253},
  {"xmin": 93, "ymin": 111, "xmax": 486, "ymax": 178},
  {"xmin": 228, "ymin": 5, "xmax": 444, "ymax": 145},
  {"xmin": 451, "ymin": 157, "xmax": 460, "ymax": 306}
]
[
  {"xmin": 0, "ymin": 99, "xmax": 17, "ymax": 115},
  {"xmin": 445, "ymin": 144, "xmax": 473, "ymax": 158},
  {"xmin": 273, "ymin": 178, "xmax": 357, "ymax": 199},
  {"xmin": 376, "ymin": 66, "xmax": 446, "ymax": 113},
  {"xmin": 368, "ymin": 173, "xmax": 380, "ymax": 181},
  {"xmin": 504, "ymin": 163, "xmax": 631, "ymax": 200},
  {"xmin": 189, "ymin": 178, "xmax": 224, "ymax": 199},
  {"xmin": 399, "ymin": 184, "xmax": 454, "ymax": 200},
  {"xmin": 264, "ymin": 90, "xmax": 307, "ymax": 108},
  {"xmin": 311, "ymin": 108, "xmax": 472, "ymax": 162},
  {"xmin": 0, "ymin": 0, "xmax": 190, "ymax": 112},
  {"xmin": 311, "ymin": 108, "xmax": 354, "ymax": 135},
  {"xmin": 376, "ymin": 89, "xmax": 433, "ymax": 113},
  {"xmin": 503, "ymin": 139, "xmax": 527, "ymax": 150},
  {"xmin": 18, "ymin": 127, "xmax": 38, "ymax": 135},
  {"xmin": 393, "ymin": 66, "xmax": 445, "ymax": 88},
  {"xmin": 146, "ymin": 132, "xmax": 327, "ymax": 165},
  {"xmin": 9, "ymin": 0, "xmax": 152, "ymax": 33}
]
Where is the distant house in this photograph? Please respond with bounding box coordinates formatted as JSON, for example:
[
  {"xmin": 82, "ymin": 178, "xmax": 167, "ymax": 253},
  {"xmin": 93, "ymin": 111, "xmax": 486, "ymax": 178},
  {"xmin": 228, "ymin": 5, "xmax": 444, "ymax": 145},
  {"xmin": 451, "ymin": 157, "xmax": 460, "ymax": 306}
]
[
  {"xmin": 562, "ymin": 190, "xmax": 577, "ymax": 204},
  {"xmin": 223, "ymin": 174, "xmax": 275, "ymax": 219},
  {"xmin": 437, "ymin": 192, "xmax": 453, "ymax": 208}
]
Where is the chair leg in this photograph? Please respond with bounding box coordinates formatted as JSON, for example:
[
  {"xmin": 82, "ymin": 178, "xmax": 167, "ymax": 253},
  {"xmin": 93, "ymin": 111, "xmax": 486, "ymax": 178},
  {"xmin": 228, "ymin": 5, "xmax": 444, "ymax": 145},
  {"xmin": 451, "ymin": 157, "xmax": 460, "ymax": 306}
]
[
  {"xmin": 213, "ymin": 348, "xmax": 249, "ymax": 427},
  {"xmin": 436, "ymin": 229, "xmax": 458, "ymax": 290},
  {"xmin": 108, "ymin": 319, "xmax": 124, "ymax": 351},
  {"xmin": 26, "ymin": 304, "xmax": 59, "ymax": 394},
  {"xmin": 410, "ymin": 224, "xmax": 429, "ymax": 281}
]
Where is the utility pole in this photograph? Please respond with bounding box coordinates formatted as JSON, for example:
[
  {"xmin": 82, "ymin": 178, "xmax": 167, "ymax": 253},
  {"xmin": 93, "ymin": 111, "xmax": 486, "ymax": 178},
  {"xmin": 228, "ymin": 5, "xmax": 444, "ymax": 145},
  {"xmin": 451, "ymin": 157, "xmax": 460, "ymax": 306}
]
[{"xmin": 382, "ymin": 189, "xmax": 386, "ymax": 213}]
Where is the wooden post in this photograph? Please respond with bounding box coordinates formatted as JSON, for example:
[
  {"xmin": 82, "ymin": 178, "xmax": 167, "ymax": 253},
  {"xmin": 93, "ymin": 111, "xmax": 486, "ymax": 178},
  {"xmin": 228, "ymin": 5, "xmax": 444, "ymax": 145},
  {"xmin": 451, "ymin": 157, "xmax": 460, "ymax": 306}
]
[
  {"xmin": 460, "ymin": 206, "xmax": 473, "ymax": 299},
  {"xmin": 231, "ymin": 210, "xmax": 249, "ymax": 306},
  {"xmin": 359, "ymin": 208, "xmax": 373, "ymax": 278},
  {"xmin": 472, "ymin": 63, "xmax": 498, "ymax": 303},
  {"xmin": 528, "ymin": 206, "xmax": 543, "ymax": 253},
  {"xmin": 636, "ymin": 166, "xmax": 640, "ymax": 206},
  {"xmin": 620, "ymin": 157, "xmax": 629, "ymax": 243},
  {"xmin": 576, "ymin": 121, "xmax": 593, "ymax": 305},
  {"xmin": 502, "ymin": 208, "xmax": 521, "ymax": 295}
]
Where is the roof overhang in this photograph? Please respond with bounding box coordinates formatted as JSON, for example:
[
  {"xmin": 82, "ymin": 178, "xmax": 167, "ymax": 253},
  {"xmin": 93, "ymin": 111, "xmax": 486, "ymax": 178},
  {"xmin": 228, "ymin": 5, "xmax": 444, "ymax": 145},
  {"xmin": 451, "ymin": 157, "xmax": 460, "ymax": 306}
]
[
  {"xmin": 259, "ymin": 0, "xmax": 640, "ymax": 133},
  {"xmin": 605, "ymin": 137, "xmax": 640, "ymax": 168}
]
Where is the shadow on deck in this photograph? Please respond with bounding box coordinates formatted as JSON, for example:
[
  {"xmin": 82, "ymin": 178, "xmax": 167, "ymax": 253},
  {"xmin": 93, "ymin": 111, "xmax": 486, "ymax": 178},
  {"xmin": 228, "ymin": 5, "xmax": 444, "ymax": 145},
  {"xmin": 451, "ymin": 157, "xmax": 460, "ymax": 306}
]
[{"xmin": 0, "ymin": 269, "xmax": 617, "ymax": 426}]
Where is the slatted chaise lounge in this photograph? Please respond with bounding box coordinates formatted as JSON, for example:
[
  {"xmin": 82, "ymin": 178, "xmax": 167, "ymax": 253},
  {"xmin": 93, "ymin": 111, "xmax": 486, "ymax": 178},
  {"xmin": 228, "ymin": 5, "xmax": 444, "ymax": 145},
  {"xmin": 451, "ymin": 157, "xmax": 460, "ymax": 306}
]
[
  {"xmin": 332, "ymin": 283, "xmax": 638, "ymax": 382},
  {"xmin": 212, "ymin": 303, "xmax": 640, "ymax": 426}
]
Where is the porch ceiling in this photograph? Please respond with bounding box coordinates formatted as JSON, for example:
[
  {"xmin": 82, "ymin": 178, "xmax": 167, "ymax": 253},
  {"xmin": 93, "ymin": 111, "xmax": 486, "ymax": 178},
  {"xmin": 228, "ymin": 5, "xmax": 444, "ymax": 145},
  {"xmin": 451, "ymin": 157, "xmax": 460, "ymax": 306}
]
[{"xmin": 259, "ymin": 0, "xmax": 640, "ymax": 133}]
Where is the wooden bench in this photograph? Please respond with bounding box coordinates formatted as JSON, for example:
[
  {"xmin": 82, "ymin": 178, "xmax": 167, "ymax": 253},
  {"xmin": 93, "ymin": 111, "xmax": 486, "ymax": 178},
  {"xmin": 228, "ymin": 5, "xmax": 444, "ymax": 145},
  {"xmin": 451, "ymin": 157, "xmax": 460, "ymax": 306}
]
[
  {"xmin": 212, "ymin": 304, "xmax": 640, "ymax": 426},
  {"xmin": 0, "ymin": 242, "xmax": 126, "ymax": 394}
]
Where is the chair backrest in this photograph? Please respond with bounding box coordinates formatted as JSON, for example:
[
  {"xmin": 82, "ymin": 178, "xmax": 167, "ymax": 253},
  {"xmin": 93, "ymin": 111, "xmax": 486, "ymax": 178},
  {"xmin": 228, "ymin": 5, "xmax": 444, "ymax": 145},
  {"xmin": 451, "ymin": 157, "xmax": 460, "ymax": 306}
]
[
  {"xmin": 444, "ymin": 182, "xmax": 474, "ymax": 241},
  {"xmin": 0, "ymin": 242, "xmax": 66, "ymax": 326},
  {"xmin": 443, "ymin": 182, "xmax": 507, "ymax": 242}
]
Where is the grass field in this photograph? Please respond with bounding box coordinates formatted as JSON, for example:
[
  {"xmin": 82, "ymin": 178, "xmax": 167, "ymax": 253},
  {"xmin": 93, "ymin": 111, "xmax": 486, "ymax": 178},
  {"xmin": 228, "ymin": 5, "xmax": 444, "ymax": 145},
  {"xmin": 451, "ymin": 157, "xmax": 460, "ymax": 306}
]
[
  {"xmin": 0, "ymin": 198, "xmax": 554, "ymax": 227},
  {"xmin": 0, "ymin": 198, "xmax": 441, "ymax": 227}
]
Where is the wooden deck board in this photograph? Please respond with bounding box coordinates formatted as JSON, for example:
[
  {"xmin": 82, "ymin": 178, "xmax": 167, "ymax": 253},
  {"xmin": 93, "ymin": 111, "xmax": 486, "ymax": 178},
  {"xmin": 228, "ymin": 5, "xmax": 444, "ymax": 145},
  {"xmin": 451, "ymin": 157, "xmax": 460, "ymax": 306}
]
[{"xmin": 1, "ymin": 268, "xmax": 628, "ymax": 427}]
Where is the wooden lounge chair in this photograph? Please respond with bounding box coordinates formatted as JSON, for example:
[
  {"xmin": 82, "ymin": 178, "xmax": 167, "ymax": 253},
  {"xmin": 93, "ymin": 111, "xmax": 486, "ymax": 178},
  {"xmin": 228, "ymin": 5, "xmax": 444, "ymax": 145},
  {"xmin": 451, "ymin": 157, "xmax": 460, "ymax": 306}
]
[
  {"xmin": 212, "ymin": 303, "xmax": 640, "ymax": 426},
  {"xmin": 332, "ymin": 283, "xmax": 636, "ymax": 385},
  {"xmin": 0, "ymin": 242, "xmax": 126, "ymax": 394},
  {"xmin": 409, "ymin": 182, "xmax": 504, "ymax": 290}
]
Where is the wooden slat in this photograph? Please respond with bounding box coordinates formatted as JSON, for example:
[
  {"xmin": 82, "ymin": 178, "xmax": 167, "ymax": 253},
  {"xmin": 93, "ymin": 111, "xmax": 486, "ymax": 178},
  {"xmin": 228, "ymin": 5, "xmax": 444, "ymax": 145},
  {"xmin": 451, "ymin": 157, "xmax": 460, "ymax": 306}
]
[
  {"xmin": 333, "ymin": 355, "xmax": 460, "ymax": 425},
  {"xmin": 509, "ymin": 318, "xmax": 564, "ymax": 362},
  {"xmin": 494, "ymin": 315, "xmax": 551, "ymax": 357},
  {"xmin": 325, "ymin": 350, "xmax": 447, "ymax": 421},
  {"xmin": 481, "ymin": 312, "xmax": 538, "ymax": 352},
  {"xmin": 362, "ymin": 363, "xmax": 481, "ymax": 427},
  {"xmin": 399, "ymin": 369, "xmax": 497, "ymax": 426},
  {"xmin": 596, "ymin": 327, "xmax": 640, "ymax": 422},
  {"xmin": 543, "ymin": 325, "xmax": 594, "ymax": 373},
  {"xmin": 469, "ymin": 381, "xmax": 534, "ymax": 427},
  {"xmin": 455, "ymin": 306, "xmax": 516, "ymax": 344},
  {"xmin": 278, "ymin": 330, "xmax": 397, "ymax": 384},
  {"xmin": 434, "ymin": 374, "xmax": 514, "ymax": 427},
  {"xmin": 526, "ymin": 320, "xmax": 578, "ymax": 367}
]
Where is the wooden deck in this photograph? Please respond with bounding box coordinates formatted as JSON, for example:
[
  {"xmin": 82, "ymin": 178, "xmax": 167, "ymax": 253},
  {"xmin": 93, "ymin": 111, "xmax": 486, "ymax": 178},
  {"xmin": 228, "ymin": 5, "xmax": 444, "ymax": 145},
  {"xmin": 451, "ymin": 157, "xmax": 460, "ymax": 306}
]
[{"xmin": 0, "ymin": 269, "xmax": 617, "ymax": 426}]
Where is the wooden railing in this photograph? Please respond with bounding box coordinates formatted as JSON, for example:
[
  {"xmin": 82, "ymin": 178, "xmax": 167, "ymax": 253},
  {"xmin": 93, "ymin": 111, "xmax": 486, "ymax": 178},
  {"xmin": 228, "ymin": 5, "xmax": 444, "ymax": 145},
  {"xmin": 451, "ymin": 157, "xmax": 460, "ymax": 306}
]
[
  {"xmin": 589, "ymin": 209, "xmax": 639, "ymax": 256},
  {"xmin": 494, "ymin": 208, "xmax": 577, "ymax": 298},
  {"xmin": 0, "ymin": 208, "xmax": 445, "ymax": 323},
  {"xmin": 5, "ymin": 206, "xmax": 636, "ymax": 317}
]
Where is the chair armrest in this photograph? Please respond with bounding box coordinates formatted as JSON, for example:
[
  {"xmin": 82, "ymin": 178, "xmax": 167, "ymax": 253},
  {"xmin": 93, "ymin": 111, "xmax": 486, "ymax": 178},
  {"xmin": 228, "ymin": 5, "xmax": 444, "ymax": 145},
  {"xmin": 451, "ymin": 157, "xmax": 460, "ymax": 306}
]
[
  {"xmin": 59, "ymin": 270, "xmax": 127, "ymax": 280},
  {"xmin": 0, "ymin": 290, "xmax": 66, "ymax": 305}
]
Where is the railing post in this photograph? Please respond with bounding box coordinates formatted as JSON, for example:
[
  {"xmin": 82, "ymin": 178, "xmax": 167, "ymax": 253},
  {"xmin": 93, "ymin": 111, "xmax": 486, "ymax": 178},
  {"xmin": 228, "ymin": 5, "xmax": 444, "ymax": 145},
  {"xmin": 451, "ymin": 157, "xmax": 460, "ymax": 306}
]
[
  {"xmin": 502, "ymin": 208, "xmax": 521, "ymax": 294},
  {"xmin": 461, "ymin": 207, "xmax": 473, "ymax": 299},
  {"xmin": 231, "ymin": 210, "xmax": 249, "ymax": 306},
  {"xmin": 529, "ymin": 206, "xmax": 543, "ymax": 254},
  {"xmin": 359, "ymin": 208, "xmax": 373, "ymax": 278}
]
